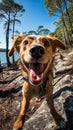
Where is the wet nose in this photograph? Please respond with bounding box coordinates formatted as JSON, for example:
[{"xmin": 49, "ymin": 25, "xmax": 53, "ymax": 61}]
[{"xmin": 29, "ymin": 45, "xmax": 45, "ymax": 59}]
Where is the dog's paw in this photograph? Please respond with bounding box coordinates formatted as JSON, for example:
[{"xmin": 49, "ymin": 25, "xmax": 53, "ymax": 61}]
[{"xmin": 13, "ymin": 120, "xmax": 23, "ymax": 130}]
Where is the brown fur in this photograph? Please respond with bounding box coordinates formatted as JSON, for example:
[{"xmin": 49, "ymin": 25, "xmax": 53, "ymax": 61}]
[{"xmin": 9, "ymin": 34, "xmax": 65, "ymax": 130}]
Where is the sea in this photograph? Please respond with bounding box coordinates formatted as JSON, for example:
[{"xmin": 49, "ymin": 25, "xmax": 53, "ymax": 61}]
[{"xmin": 0, "ymin": 51, "xmax": 19, "ymax": 65}]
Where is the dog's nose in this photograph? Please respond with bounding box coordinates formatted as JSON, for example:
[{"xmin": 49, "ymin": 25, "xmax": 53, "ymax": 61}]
[{"xmin": 29, "ymin": 45, "xmax": 45, "ymax": 58}]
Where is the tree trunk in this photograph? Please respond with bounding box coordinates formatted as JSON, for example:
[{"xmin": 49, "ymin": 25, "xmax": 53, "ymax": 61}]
[
  {"xmin": 62, "ymin": 18, "xmax": 70, "ymax": 45},
  {"xmin": 12, "ymin": 16, "xmax": 16, "ymax": 63},
  {"xmin": 6, "ymin": 12, "xmax": 11, "ymax": 67},
  {"xmin": 6, "ymin": 26, "xmax": 11, "ymax": 67},
  {"xmin": 63, "ymin": 0, "xmax": 73, "ymax": 33},
  {"xmin": 58, "ymin": 0, "xmax": 70, "ymax": 45}
]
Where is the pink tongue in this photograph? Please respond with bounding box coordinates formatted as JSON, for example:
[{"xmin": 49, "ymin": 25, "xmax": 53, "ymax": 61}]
[{"xmin": 30, "ymin": 69, "xmax": 42, "ymax": 82}]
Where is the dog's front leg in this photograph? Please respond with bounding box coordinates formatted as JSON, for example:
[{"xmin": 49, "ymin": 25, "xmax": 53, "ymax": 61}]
[
  {"xmin": 46, "ymin": 75, "xmax": 65, "ymax": 128},
  {"xmin": 46, "ymin": 95, "xmax": 65, "ymax": 128},
  {"xmin": 13, "ymin": 82, "xmax": 31, "ymax": 130}
]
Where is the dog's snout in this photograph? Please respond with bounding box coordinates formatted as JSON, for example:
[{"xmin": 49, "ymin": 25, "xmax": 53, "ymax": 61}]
[{"xmin": 29, "ymin": 46, "xmax": 45, "ymax": 58}]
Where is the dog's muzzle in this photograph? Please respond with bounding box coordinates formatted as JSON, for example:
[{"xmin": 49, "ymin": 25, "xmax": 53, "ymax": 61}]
[
  {"xmin": 21, "ymin": 45, "xmax": 49, "ymax": 86},
  {"xmin": 29, "ymin": 45, "xmax": 45, "ymax": 59}
]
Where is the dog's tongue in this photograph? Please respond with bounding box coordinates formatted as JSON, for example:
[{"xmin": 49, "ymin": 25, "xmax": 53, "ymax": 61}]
[
  {"xmin": 29, "ymin": 63, "xmax": 43, "ymax": 83},
  {"xmin": 30, "ymin": 69, "xmax": 42, "ymax": 82}
]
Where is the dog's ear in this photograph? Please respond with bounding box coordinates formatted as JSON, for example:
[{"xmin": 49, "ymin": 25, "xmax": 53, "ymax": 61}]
[
  {"xmin": 47, "ymin": 36, "xmax": 65, "ymax": 51},
  {"xmin": 8, "ymin": 35, "xmax": 26, "ymax": 56}
]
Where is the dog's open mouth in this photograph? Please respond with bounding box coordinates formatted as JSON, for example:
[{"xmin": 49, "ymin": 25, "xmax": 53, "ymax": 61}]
[{"xmin": 25, "ymin": 62, "xmax": 47, "ymax": 86}]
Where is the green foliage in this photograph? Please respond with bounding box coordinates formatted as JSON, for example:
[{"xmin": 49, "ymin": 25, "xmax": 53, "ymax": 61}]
[
  {"xmin": 45, "ymin": 0, "xmax": 61, "ymax": 16},
  {"xmin": 54, "ymin": 2, "xmax": 73, "ymax": 44},
  {"xmin": 51, "ymin": 27, "xmax": 64, "ymax": 42},
  {"xmin": 26, "ymin": 26, "xmax": 50, "ymax": 36},
  {"xmin": 0, "ymin": 0, "xmax": 25, "ymax": 31},
  {"xmin": 0, "ymin": 0, "xmax": 25, "ymax": 66},
  {"xmin": 45, "ymin": 0, "xmax": 73, "ymax": 46}
]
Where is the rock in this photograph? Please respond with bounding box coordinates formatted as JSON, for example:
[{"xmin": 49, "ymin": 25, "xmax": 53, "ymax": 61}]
[
  {"xmin": 23, "ymin": 100, "xmax": 56, "ymax": 130},
  {"xmin": 12, "ymin": 101, "xmax": 21, "ymax": 110}
]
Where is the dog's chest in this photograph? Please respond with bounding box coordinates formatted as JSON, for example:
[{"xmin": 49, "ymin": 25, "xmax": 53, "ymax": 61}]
[
  {"xmin": 39, "ymin": 80, "xmax": 48, "ymax": 97},
  {"xmin": 33, "ymin": 79, "xmax": 48, "ymax": 98}
]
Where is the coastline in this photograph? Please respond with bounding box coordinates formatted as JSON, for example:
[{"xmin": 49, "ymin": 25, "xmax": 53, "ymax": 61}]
[
  {"xmin": 0, "ymin": 51, "xmax": 19, "ymax": 65},
  {"xmin": 0, "ymin": 48, "xmax": 6, "ymax": 52}
]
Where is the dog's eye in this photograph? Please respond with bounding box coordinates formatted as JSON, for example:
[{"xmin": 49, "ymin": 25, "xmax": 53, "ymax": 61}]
[
  {"xmin": 23, "ymin": 40, "xmax": 28, "ymax": 45},
  {"xmin": 43, "ymin": 39, "xmax": 50, "ymax": 47}
]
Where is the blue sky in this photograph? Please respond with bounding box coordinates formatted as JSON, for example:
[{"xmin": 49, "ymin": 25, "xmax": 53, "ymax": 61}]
[{"xmin": 0, "ymin": 0, "xmax": 58, "ymax": 48}]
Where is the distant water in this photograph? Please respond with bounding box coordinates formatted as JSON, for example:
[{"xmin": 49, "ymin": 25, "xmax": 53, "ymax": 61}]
[{"xmin": 0, "ymin": 51, "xmax": 19, "ymax": 64}]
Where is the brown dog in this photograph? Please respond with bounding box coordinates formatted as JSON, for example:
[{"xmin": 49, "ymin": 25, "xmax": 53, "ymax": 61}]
[{"xmin": 9, "ymin": 35, "xmax": 65, "ymax": 130}]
